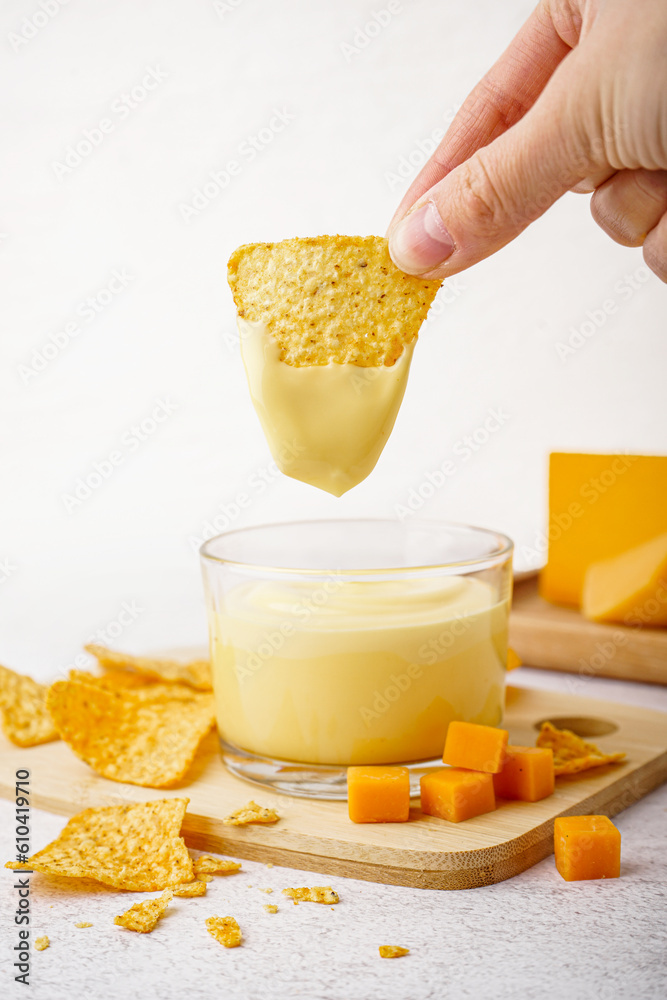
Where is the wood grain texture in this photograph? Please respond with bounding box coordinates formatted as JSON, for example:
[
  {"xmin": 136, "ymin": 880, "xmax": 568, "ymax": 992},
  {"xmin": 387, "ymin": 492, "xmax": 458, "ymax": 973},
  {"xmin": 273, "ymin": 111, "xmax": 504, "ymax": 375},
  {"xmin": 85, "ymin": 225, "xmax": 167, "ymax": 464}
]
[
  {"xmin": 1, "ymin": 686, "xmax": 665, "ymax": 890},
  {"xmin": 510, "ymin": 577, "xmax": 667, "ymax": 685}
]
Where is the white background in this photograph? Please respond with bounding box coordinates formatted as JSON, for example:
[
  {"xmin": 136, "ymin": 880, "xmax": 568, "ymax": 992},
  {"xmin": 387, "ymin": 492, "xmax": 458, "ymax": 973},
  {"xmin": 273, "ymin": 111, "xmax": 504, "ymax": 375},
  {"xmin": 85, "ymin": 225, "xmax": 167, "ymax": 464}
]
[{"xmin": 1, "ymin": 0, "xmax": 666, "ymax": 675}]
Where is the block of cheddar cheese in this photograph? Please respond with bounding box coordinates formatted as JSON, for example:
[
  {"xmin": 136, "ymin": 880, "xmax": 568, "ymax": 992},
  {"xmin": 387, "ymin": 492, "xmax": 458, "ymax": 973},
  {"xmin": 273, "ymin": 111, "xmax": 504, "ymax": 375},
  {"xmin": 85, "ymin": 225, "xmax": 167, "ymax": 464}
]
[
  {"xmin": 539, "ymin": 453, "xmax": 667, "ymax": 608},
  {"xmin": 554, "ymin": 815, "xmax": 621, "ymax": 881},
  {"xmin": 420, "ymin": 768, "xmax": 495, "ymax": 823},
  {"xmin": 582, "ymin": 532, "xmax": 667, "ymax": 626},
  {"xmin": 442, "ymin": 721, "xmax": 508, "ymax": 774},
  {"xmin": 347, "ymin": 765, "xmax": 410, "ymax": 823},
  {"xmin": 493, "ymin": 746, "xmax": 554, "ymax": 802}
]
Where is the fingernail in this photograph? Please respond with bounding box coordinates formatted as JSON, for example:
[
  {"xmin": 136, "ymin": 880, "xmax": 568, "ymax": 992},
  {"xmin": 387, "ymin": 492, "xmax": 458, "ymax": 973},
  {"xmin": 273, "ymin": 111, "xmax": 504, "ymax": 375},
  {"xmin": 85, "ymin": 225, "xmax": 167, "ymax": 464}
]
[{"xmin": 389, "ymin": 201, "xmax": 455, "ymax": 274}]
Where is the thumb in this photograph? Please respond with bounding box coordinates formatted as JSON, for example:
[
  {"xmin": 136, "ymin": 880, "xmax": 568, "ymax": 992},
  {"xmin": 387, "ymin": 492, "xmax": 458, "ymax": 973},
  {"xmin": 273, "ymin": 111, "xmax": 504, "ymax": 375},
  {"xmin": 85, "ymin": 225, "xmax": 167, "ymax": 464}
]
[{"xmin": 388, "ymin": 70, "xmax": 595, "ymax": 277}]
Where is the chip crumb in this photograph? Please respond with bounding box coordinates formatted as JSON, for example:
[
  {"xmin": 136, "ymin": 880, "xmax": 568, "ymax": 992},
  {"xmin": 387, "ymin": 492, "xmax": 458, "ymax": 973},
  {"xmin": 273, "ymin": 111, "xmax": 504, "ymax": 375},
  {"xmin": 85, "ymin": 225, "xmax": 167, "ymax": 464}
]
[
  {"xmin": 282, "ymin": 886, "xmax": 339, "ymax": 905},
  {"xmin": 379, "ymin": 945, "xmax": 409, "ymax": 959},
  {"xmin": 0, "ymin": 664, "xmax": 59, "ymax": 746},
  {"xmin": 537, "ymin": 721, "xmax": 626, "ymax": 776},
  {"xmin": 193, "ymin": 856, "xmax": 242, "ymax": 877},
  {"xmin": 34, "ymin": 935, "xmax": 49, "ymax": 951},
  {"xmin": 74, "ymin": 922, "xmax": 93, "ymax": 928},
  {"xmin": 206, "ymin": 915, "xmax": 242, "ymax": 948},
  {"xmin": 173, "ymin": 880, "xmax": 207, "ymax": 897},
  {"xmin": 259, "ymin": 888, "xmax": 273, "ymax": 894},
  {"xmin": 266, "ymin": 862, "xmax": 274, "ymax": 868},
  {"xmin": 222, "ymin": 800, "xmax": 280, "ymax": 826},
  {"xmin": 263, "ymin": 904, "xmax": 278, "ymax": 914},
  {"xmin": 114, "ymin": 890, "xmax": 173, "ymax": 933}
]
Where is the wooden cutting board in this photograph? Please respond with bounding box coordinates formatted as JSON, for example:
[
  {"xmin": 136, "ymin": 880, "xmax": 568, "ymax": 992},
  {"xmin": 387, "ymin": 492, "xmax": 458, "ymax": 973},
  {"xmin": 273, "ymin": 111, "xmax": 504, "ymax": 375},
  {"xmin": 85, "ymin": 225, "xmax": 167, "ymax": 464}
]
[
  {"xmin": 1, "ymin": 686, "xmax": 665, "ymax": 890},
  {"xmin": 510, "ymin": 577, "xmax": 667, "ymax": 685}
]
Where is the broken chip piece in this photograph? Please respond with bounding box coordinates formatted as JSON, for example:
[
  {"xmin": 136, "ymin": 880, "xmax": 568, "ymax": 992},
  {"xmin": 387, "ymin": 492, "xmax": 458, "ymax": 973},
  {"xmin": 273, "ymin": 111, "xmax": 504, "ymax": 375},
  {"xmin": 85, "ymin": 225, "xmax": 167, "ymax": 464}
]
[
  {"xmin": 193, "ymin": 856, "xmax": 241, "ymax": 877},
  {"xmin": 74, "ymin": 922, "xmax": 93, "ymax": 928},
  {"xmin": 172, "ymin": 880, "xmax": 207, "ymax": 897},
  {"xmin": 114, "ymin": 889, "xmax": 173, "ymax": 933},
  {"xmin": 282, "ymin": 886, "xmax": 339, "ymax": 905},
  {"xmin": 34, "ymin": 936, "xmax": 49, "ymax": 951},
  {"xmin": 46, "ymin": 680, "xmax": 215, "ymax": 787},
  {"xmin": 5, "ymin": 798, "xmax": 193, "ymax": 891},
  {"xmin": 536, "ymin": 721, "xmax": 626, "ymax": 776},
  {"xmin": 379, "ymin": 945, "xmax": 409, "ymax": 959},
  {"xmin": 222, "ymin": 801, "xmax": 279, "ymax": 826},
  {"xmin": 263, "ymin": 904, "xmax": 278, "ymax": 914},
  {"xmin": 205, "ymin": 915, "xmax": 242, "ymax": 948},
  {"xmin": 0, "ymin": 664, "xmax": 59, "ymax": 747},
  {"xmin": 84, "ymin": 644, "xmax": 212, "ymax": 691}
]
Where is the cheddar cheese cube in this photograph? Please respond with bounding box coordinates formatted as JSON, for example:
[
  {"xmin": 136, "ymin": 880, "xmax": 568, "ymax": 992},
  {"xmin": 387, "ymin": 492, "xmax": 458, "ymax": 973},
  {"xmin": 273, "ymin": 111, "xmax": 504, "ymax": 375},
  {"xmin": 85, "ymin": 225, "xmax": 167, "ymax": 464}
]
[
  {"xmin": 540, "ymin": 453, "xmax": 667, "ymax": 608},
  {"xmin": 347, "ymin": 766, "xmax": 410, "ymax": 824},
  {"xmin": 582, "ymin": 532, "xmax": 667, "ymax": 626},
  {"xmin": 420, "ymin": 768, "xmax": 495, "ymax": 823},
  {"xmin": 554, "ymin": 815, "xmax": 621, "ymax": 881},
  {"xmin": 442, "ymin": 721, "xmax": 508, "ymax": 774},
  {"xmin": 493, "ymin": 746, "xmax": 554, "ymax": 802}
]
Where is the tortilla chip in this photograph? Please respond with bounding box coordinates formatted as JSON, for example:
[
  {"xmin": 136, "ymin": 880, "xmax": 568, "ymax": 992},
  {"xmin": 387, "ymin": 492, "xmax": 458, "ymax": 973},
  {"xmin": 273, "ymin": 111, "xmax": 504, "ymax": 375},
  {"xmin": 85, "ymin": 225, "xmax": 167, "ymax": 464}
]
[
  {"xmin": 197, "ymin": 874, "xmax": 214, "ymax": 883},
  {"xmin": 46, "ymin": 680, "xmax": 215, "ymax": 787},
  {"xmin": 263, "ymin": 904, "xmax": 278, "ymax": 913},
  {"xmin": 222, "ymin": 800, "xmax": 279, "ymax": 826},
  {"xmin": 68, "ymin": 671, "xmax": 197, "ymax": 703},
  {"xmin": 379, "ymin": 945, "xmax": 409, "ymax": 959},
  {"xmin": 35, "ymin": 935, "xmax": 49, "ymax": 951},
  {"xmin": 228, "ymin": 236, "xmax": 441, "ymax": 367},
  {"xmin": 69, "ymin": 668, "xmax": 156, "ymax": 691},
  {"xmin": 114, "ymin": 889, "xmax": 172, "ymax": 933},
  {"xmin": 537, "ymin": 721, "xmax": 626, "ymax": 776},
  {"xmin": 0, "ymin": 664, "xmax": 59, "ymax": 747},
  {"xmin": 206, "ymin": 915, "xmax": 242, "ymax": 948},
  {"xmin": 193, "ymin": 855, "xmax": 241, "ymax": 876},
  {"xmin": 172, "ymin": 880, "xmax": 206, "ymax": 897},
  {"xmin": 5, "ymin": 798, "xmax": 193, "ymax": 891},
  {"xmin": 282, "ymin": 886, "xmax": 339, "ymax": 905},
  {"xmin": 84, "ymin": 644, "xmax": 212, "ymax": 691}
]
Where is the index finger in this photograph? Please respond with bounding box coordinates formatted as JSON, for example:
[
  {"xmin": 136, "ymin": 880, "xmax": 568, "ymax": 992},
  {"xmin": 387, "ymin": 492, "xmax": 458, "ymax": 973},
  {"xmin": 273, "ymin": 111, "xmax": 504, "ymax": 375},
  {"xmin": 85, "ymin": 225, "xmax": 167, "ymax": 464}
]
[{"xmin": 388, "ymin": 2, "xmax": 573, "ymax": 231}]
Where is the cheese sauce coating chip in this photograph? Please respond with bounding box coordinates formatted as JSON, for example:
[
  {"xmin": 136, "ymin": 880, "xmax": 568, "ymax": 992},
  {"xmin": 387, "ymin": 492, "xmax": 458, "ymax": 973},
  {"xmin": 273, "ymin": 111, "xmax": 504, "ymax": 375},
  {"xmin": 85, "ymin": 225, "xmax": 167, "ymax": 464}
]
[{"xmin": 5, "ymin": 798, "xmax": 193, "ymax": 891}]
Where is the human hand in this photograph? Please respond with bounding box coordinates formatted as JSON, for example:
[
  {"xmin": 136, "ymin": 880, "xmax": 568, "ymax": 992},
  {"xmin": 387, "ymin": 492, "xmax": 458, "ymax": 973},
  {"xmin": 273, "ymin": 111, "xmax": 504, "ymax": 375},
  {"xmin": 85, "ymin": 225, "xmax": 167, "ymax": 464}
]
[{"xmin": 387, "ymin": 0, "xmax": 667, "ymax": 282}]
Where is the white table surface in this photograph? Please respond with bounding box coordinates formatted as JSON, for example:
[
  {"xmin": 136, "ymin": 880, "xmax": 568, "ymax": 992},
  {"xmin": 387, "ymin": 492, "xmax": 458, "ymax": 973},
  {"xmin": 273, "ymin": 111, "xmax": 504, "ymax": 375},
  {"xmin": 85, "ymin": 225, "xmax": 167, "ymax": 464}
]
[{"xmin": 1, "ymin": 666, "xmax": 666, "ymax": 1000}]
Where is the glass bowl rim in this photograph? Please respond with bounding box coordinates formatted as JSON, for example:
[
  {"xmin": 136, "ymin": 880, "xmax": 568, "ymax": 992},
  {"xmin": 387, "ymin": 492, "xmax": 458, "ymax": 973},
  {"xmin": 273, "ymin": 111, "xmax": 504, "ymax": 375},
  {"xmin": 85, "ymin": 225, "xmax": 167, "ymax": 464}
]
[{"xmin": 199, "ymin": 517, "xmax": 513, "ymax": 577}]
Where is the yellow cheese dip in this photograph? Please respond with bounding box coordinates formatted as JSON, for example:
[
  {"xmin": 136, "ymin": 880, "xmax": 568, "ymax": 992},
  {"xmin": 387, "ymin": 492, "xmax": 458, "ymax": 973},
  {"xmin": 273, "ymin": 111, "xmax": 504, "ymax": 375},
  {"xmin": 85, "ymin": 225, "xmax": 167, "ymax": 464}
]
[
  {"xmin": 239, "ymin": 318, "xmax": 414, "ymax": 496},
  {"xmin": 209, "ymin": 574, "xmax": 507, "ymax": 766}
]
